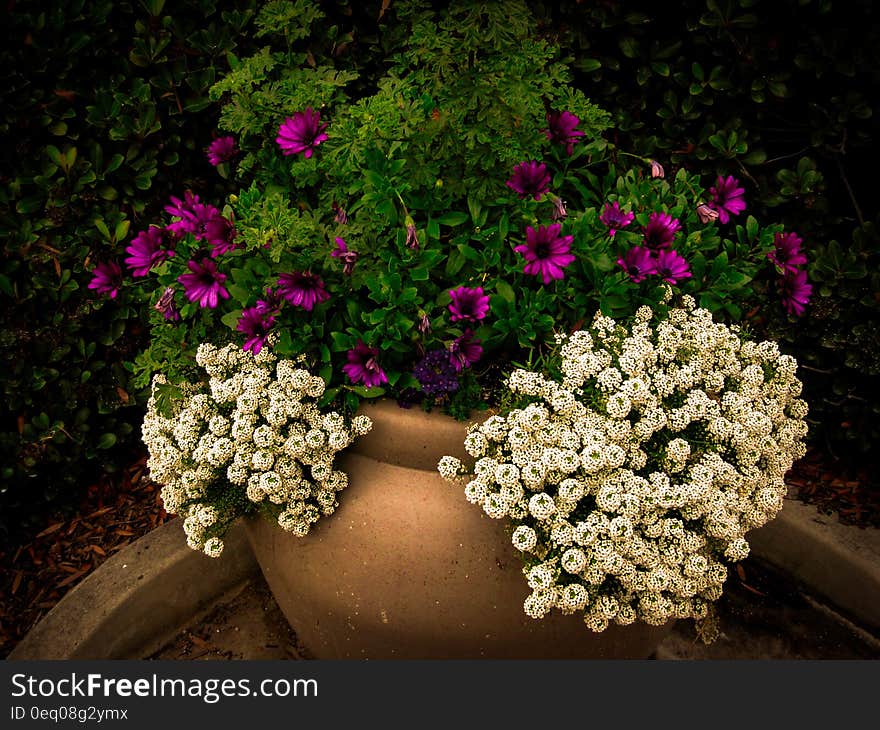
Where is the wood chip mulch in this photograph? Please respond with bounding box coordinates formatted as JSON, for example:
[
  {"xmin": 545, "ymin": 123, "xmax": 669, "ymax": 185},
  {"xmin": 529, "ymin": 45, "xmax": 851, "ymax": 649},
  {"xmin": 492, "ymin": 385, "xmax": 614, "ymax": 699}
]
[{"xmin": 0, "ymin": 453, "xmax": 171, "ymax": 659}]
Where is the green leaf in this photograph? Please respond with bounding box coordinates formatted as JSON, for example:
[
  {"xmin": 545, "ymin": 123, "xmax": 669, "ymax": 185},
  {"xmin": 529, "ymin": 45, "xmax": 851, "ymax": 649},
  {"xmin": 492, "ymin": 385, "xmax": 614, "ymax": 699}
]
[
  {"xmin": 435, "ymin": 211, "xmax": 469, "ymax": 227},
  {"xmin": 97, "ymin": 433, "xmax": 117, "ymax": 449},
  {"xmin": 495, "ymin": 280, "xmax": 515, "ymax": 303}
]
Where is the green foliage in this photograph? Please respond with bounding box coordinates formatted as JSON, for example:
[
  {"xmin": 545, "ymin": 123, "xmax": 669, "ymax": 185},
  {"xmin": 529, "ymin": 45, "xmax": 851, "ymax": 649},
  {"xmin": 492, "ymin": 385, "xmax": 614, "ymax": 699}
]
[{"xmin": 0, "ymin": 0, "xmax": 258, "ymax": 542}]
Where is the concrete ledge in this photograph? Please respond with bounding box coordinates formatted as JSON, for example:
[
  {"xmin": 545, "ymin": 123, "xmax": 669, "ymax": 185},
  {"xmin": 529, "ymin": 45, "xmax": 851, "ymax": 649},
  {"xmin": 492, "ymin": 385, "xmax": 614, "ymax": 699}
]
[
  {"xmin": 750, "ymin": 497, "xmax": 880, "ymax": 633},
  {"xmin": 8, "ymin": 519, "xmax": 259, "ymax": 660}
]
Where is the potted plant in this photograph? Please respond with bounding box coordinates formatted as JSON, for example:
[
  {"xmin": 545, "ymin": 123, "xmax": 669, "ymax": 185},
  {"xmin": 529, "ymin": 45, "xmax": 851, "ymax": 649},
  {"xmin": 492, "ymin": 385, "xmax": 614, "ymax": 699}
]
[{"xmin": 92, "ymin": 0, "xmax": 811, "ymax": 658}]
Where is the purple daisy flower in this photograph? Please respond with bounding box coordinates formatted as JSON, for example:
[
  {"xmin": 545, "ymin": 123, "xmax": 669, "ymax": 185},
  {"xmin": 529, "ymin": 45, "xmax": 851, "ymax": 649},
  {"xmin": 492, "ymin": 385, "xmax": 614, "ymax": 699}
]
[
  {"xmin": 617, "ymin": 246, "xmax": 657, "ymax": 283},
  {"xmin": 413, "ymin": 349, "xmax": 460, "ymax": 397},
  {"xmin": 205, "ymin": 215, "xmax": 238, "ymax": 257},
  {"xmin": 696, "ymin": 203, "xmax": 720, "ymax": 224},
  {"xmin": 780, "ymin": 268, "xmax": 812, "ymax": 317},
  {"xmin": 768, "ymin": 231, "xmax": 807, "ymax": 274},
  {"xmin": 642, "ymin": 212, "xmax": 681, "ymax": 251},
  {"xmin": 206, "ymin": 136, "xmax": 237, "ymax": 167},
  {"xmin": 544, "ymin": 110, "xmax": 585, "ymax": 156},
  {"xmin": 153, "ymin": 287, "xmax": 180, "ymax": 322},
  {"xmin": 276, "ymin": 271, "xmax": 330, "ymax": 311},
  {"xmin": 343, "ymin": 340, "xmax": 388, "ymax": 389},
  {"xmin": 708, "ymin": 175, "xmax": 746, "ymax": 224},
  {"xmin": 164, "ymin": 191, "xmax": 200, "ymax": 220},
  {"xmin": 600, "ymin": 201, "xmax": 635, "ymax": 238},
  {"xmin": 276, "ymin": 108, "xmax": 328, "ymax": 159},
  {"xmin": 255, "ymin": 286, "xmax": 284, "ymax": 316},
  {"xmin": 88, "ymin": 261, "xmax": 123, "ymax": 299},
  {"xmin": 237, "ymin": 306, "xmax": 276, "ymax": 355},
  {"xmin": 448, "ymin": 286, "xmax": 490, "ymax": 324},
  {"xmin": 177, "ymin": 258, "xmax": 230, "ymax": 309},
  {"xmin": 514, "ymin": 224, "xmax": 576, "ymax": 285},
  {"xmin": 125, "ymin": 226, "xmax": 175, "ymax": 276},
  {"xmin": 506, "ymin": 160, "xmax": 551, "ymax": 201},
  {"xmin": 654, "ymin": 249, "xmax": 692, "ymax": 285},
  {"xmin": 448, "ymin": 329, "xmax": 483, "ymax": 373},
  {"xmin": 331, "ymin": 237, "xmax": 358, "ymax": 275}
]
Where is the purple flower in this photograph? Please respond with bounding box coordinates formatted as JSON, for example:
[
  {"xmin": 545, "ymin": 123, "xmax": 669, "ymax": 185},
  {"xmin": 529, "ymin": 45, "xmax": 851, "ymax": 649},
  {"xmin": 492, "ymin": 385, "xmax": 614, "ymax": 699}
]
[
  {"xmin": 255, "ymin": 286, "xmax": 284, "ymax": 316},
  {"xmin": 544, "ymin": 111, "xmax": 585, "ymax": 156},
  {"xmin": 343, "ymin": 340, "xmax": 388, "ymax": 389},
  {"xmin": 206, "ymin": 136, "xmax": 237, "ymax": 166},
  {"xmin": 124, "ymin": 226, "xmax": 175, "ymax": 276},
  {"xmin": 153, "ymin": 287, "xmax": 180, "ymax": 322},
  {"xmin": 177, "ymin": 258, "xmax": 230, "ymax": 309},
  {"xmin": 708, "ymin": 175, "xmax": 746, "ymax": 224},
  {"xmin": 88, "ymin": 261, "xmax": 123, "ymax": 299},
  {"xmin": 331, "ymin": 237, "xmax": 358, "ymax": 275},
  {"xmin": 551, "ymin": 196, "xmax": 568, "ymax": 221},
  {"xmin": 514, "ymin": 224, "xmax": 576, "ymax": 285},
  {"xmin": 600, "ymin": 201, "xmax": 635, "ymax": 238},
  {"xmin": 417, "ymin": 312, "xmax": 432, "ymax": 335},
  {"xmin": 333, "ymin": 202, "xmax": 349, "ymax": 224},
  {"xmin": 405, "ymin": 223, "xmax": 419, "ymax": 250},
  {"xmin": 780, "ymin": 268, "xmax": 812, "ymax": 317},
  {"xmin": 617, "ymin": 246, "xmax": 657, "ymax": 283},
  {"xmin": 276, "ymin": 271, "xmax": 330, "ymax": 311},
  {"xmin": 276, "ymin": 108, "xmax": 328, "ymax": 159},
  {"xmin": 650, "ymin": 160, "xmax": 665, "ymax": 179},
  {"xmin": 768, "ymin": 231, "xmax": 807, "ymax": 274},
  {"xmin": 205, "ymin": 215, "xmax": 238, "ymax": 257},
  {"xmin": 164, "ymin": 191, "xmax": 200, "ymax": 220},
  {"xmin": 413, "ymin": 349, "xmax": 460, "ymax": 397},
  {"xmin": 448, "ymin": 330, "xmax": 483, "ymax": 372},
  {"xmin": 166, "ymin": 194, "xmax": 221, "ymax": 240},
  {"xmin": 506, "ymin": 160, "xmax": 551, "ymax": 201},
  {"xmin": 642, "ymin": 212, "xmax": 681, "ymax": 251},
  {"xmin": 696, "ymin": 203, "xmax": 720, "ymax": 224},
  {"xmin": 237, "ymin": 306, "xmax": 276, "ymax": 355},
  {"xmin": 448, "ymin": 286, "xmax": 490, "ymax": 323},
  {"xmin": 654, "ymin": 249, "xmax": 692, "ymax": 285}
]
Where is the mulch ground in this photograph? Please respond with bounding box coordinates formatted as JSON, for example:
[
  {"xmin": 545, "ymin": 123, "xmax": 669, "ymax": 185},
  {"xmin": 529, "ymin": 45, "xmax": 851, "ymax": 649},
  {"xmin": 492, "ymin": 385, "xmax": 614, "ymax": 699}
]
[{"xmin": 0, "ymin": 445, "xmax": 877, "ymax": 659}]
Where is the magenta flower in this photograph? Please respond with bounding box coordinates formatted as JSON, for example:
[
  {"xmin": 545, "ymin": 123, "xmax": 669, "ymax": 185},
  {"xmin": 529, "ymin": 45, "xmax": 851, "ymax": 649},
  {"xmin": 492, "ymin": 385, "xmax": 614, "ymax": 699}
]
[
  {"xmin": 255, "ymin": 286, "xmax": 284, "ymax": 316},
  {"xmin": 506, "ymin": 160, "xmax": 551, "ymax": 201},
  {"xmin": 780, "ymin": 268, "xmax": 812, "ymax": 317},
  {"xmin": 650, "ymin": 160, "xmax": 665, "ymax": 179},
  {"xmin": 125, "ymin": 226, "xmax": 175, "ymax": 276},
  {"xmin": 331, "ymin": 236, "xmax": 358, "ymax": 275},
  {"xmin": 600, "ymin": 201, "xmax": 635, "ymax": 238},
  {"xmin": 276, "ymin": 108, "xmax": 328, "ymax": 159},
  {"xmin": 696, "ymin": 203, "xmax": 720, "ymax": 224},
  {"xmin": 237, "ymin": 306, "xmax": 276, "ymax": 355},
  {"xmin": 343, "ymin": 340, "xmax": 388, "ymax": 389},
  {"xmin": 448, "ymin": 329, "xmax": 483, "ymax": 372},
  {"xmin": 654, "ymin": 249, "xmax": 692, "ymax": 285},
  {"xmin": 88, "ymin": 261, "xmax": 123, "ymax": 299},
  {"xmin": 177, "ymin": 259, "xmax": 230, "ymax": 309},
  {"xmin": 448, "ymin": 286, "xmax": 490, "ymax": 323},
  {"xmin": 206, "ymin": 136, "xmax": 237, "ymax": 166},
  {"xmin": 164, "ymin": 191, "xmax": 200, "ymax": 220},
  {"xmin": 642, "ymin": 212, "xmax": 681, "ymax": 251},
  {"xmin": 153, "ymin": 287, "xmax": 180, "ymax": 322},
  {"xmin": 544, "ymin": 110, "xmax": 585, "ymax": 155},
  {"xmin": 515, "ymin": 224, "xmax": 575, "ymax": 285},
  {"xmin": 768, "ymin": 231, "xmax": 807, "ymax": 274},
  {"xmin": 708, "ymin": 175, "xmax": 746, "ymax": 224},
  {"xmin": 405, "ymin": 223, "xmax": 419, "ymax": 250},
  {"xmin": 166, "ymin": 196, "xmax": 221, "ymax": 240},
  {"xmin": 276, "ymin": 271, "xmax": 330, "ymax": 311},
  {"xmin": 617, "ymin": 246, "xmax": 657, "ymax": 283},
  {"xmin": 205, "ymin": 215, "xmax": 238, "ymax": 257}
]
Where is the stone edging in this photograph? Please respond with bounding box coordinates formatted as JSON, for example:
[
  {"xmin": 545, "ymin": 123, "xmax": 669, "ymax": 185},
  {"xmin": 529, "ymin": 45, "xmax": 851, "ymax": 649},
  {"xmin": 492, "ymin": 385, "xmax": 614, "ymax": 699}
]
[
  {"xmin": 8, "ymin": 498, "xmax": 880, "ymax": 659},
  {"xmin": 8, "ymin": 519, "xmax": 259, "ymax": 660}
]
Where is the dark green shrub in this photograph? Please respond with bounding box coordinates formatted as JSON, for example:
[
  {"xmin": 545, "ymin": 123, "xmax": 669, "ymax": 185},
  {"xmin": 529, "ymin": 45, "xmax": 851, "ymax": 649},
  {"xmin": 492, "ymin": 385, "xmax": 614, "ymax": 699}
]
[{"xmin": 0, "ymin": 0, "xmax": 257, "ymax": 542}]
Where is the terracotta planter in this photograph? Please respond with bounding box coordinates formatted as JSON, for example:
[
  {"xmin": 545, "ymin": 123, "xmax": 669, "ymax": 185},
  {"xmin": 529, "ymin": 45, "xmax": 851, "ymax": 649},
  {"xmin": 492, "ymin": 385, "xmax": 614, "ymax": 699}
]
[{"xmin": 245, "ymin": 399, "xmax": 672, "ymax": 659}]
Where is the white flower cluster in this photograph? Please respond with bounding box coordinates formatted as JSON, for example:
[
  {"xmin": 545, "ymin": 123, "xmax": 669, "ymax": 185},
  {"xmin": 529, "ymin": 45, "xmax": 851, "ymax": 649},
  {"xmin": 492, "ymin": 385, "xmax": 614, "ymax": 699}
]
[
  {"xmin": 438, "ymin": 300, "xmax": 808, "ymax": 641},
  {"xmin": 143, "ymin": 343, "xmax": 372, "ymax": 557}
]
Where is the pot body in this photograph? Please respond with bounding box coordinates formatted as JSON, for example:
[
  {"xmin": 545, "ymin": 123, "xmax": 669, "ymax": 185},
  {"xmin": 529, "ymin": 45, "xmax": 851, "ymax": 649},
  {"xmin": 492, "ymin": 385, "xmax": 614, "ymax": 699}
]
[{"xmin": 245, "ymin": 400, "xmax": 672, "ymax": 659}]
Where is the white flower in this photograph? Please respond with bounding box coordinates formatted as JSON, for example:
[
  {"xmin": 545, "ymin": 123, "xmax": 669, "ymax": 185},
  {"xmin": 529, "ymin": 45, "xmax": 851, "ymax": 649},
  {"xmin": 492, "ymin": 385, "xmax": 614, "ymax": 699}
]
[
  {"xmin": 528, "ymin": 493, "xmax": 556, "ymax": 520},
  {"xmin": 512, "ymin": 525, "xmax": 538, "ymax": 552}
]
